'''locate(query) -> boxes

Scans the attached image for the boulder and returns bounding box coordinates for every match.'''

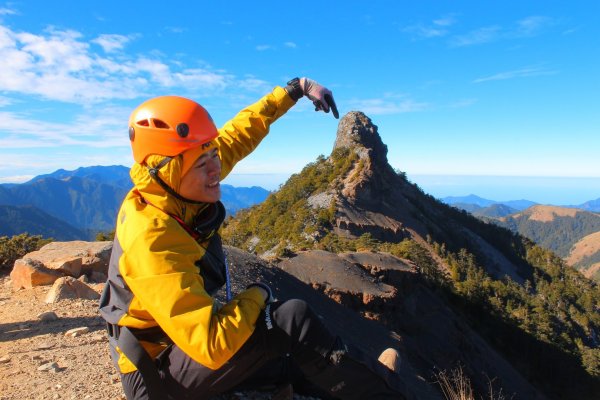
[26,240,112,276]
[10,241,112,288]
[10,258,63,290]
[45,276,100,303]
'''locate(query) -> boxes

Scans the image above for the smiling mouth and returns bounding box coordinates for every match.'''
[207,181,220,188]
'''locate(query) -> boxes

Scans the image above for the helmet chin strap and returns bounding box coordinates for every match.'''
[146,157,206,205]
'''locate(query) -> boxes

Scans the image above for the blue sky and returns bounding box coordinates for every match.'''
[0,1,598,204]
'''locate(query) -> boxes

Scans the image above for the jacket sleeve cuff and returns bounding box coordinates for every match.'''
[273,86,297,116]
[238,286,267,309]
[246,282,273,303]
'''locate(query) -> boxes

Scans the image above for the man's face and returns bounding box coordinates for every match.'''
[179,148,222,203]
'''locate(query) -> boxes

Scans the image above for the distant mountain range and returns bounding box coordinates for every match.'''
[27,165,133,188]
[0,205,86,239]
[0,166,269,240]
[495,205,600,281]
[442,193,600,216]
[443,194,600,281]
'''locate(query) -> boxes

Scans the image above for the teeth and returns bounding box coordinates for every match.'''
[208,182,219,188]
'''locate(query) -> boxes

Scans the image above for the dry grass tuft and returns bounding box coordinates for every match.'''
[435,366,507,400]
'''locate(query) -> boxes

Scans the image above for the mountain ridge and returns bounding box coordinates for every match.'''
[223,111,600,399]
[0,204,86,240]
[0,166,270,238]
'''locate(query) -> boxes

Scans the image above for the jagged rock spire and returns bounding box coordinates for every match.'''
[330,112,400,213]
[333,111,388,166]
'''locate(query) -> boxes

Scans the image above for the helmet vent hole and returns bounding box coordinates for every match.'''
[137,119,150,127]
[152,119,170,129]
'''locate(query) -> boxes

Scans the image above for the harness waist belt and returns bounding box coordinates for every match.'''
[106,323,171,344]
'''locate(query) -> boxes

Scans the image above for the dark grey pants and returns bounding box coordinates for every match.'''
[118,299,407,399]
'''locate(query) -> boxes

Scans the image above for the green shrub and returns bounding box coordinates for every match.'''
[0,233,52,269]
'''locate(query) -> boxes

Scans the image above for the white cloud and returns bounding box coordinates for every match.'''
[0,174,34,183]
[0,105,130,149]
[403,14,457,39]
[165,26,186,34]
[0,7,17,16]
[450,26,502,47]
[238,77,271,93]
[17,27,92,71]
[450,16,554,47]
[348,95,428,115]
[403,23,447,39]
[0,96,12,107]
[173,67,231,90]
[284,42,297,48]
[433,15,457,27]
[92,34,134,53]
[516,16,553,36]
[448,98,477,108]
[473,66,557,83]
[256,44,272,51]
[0,23,236,103]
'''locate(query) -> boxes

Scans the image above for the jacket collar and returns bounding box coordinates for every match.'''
[129,154,207,224]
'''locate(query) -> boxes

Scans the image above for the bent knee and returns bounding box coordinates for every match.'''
[273,299,316,326]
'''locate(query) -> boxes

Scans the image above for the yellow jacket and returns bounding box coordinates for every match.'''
[100,86,295,373]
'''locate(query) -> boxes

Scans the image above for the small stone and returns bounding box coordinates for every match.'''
[78,274,89,283]
[65,327,90,337]
[37,311,59,321]
[35,342,54,350]
[38,361,58,371]
[0,355,11,364]
[45,276,100,303]
[90,334,106,343]
[31,354,42,360]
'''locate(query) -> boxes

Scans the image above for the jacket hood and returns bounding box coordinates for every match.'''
[130,154,206,223]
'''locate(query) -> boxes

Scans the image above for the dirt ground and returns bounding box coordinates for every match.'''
[0,271,123,400]
[0,271,321,400]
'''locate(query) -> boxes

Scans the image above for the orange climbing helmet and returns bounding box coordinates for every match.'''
[128,96,219,164]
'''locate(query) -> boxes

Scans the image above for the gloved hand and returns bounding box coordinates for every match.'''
[286,77,339,119]
[299,77,339,119]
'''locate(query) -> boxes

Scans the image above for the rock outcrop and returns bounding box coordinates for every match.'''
[327,112,413,243]
[10,240,111,291]
[326,112,532,282]
[9,258,63,289]
[273,249,546,399]
[334,112,396,206]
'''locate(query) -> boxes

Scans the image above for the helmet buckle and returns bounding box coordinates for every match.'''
[176,123,189,138]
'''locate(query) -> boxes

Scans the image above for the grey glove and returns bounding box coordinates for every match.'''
[286,77,339,119]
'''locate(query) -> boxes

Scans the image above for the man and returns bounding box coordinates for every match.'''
[100,77,406,399]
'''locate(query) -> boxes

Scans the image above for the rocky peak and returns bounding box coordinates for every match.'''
[333,111,388,167]
[330,112,399,214]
